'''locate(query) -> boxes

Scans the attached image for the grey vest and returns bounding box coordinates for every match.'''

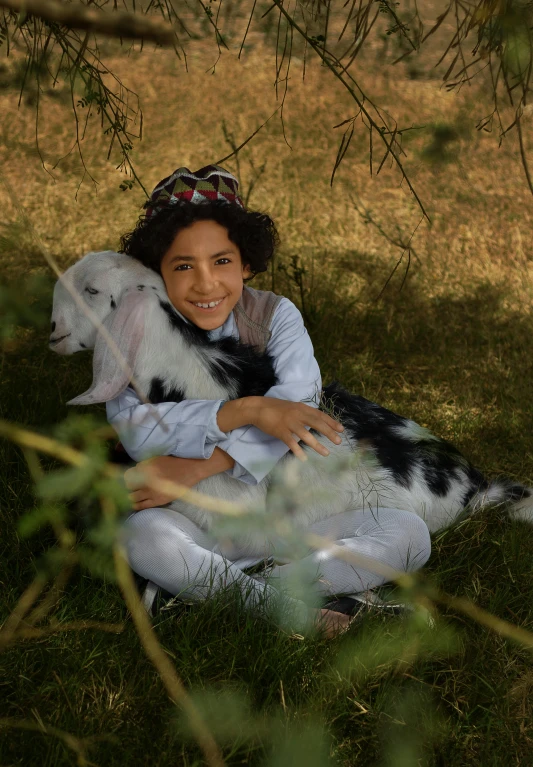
[232,285,282,353]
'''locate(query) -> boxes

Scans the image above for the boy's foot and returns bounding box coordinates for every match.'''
[323,593,407,617]
[241,557,275,576]
[313,608,354,638]
[135,577,179,617]
[322,591,435,628]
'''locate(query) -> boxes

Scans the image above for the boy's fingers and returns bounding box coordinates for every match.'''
[129,489,150,502]
[131,493,152,509]
[320,413,344,432]
[296,429,330,456]
[287,438,307,461]
[133,500,155,511]
[321,426,344,445]
[328,413,344,429]
[305,417,343,445]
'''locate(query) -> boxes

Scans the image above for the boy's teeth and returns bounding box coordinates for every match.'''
[194,299,222,308]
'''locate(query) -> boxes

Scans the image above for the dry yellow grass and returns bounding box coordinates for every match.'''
[1,15,532,466]
[1,30,532,287]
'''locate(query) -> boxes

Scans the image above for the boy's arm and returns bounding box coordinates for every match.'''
[125,447,236,510]
[207,298,342,485]
[216,397,342,461]
[110,299,340,483]
[106,391,228,463]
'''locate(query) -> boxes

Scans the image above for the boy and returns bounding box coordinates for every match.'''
[110,165,431,635]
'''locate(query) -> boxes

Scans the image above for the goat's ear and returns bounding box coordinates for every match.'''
[68,291,146,405]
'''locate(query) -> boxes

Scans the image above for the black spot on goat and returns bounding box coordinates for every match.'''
[148,377,186,405]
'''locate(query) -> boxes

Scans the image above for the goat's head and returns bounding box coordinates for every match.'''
[49,250,165,355]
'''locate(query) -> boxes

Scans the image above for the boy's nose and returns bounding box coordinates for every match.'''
[194,269,217,293]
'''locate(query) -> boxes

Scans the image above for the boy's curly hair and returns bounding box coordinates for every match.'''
[119,200,279,277]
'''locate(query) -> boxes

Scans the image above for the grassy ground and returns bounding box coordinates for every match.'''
[1,10,533,765]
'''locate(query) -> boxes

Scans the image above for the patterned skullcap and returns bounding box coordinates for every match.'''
[144,164,244,218]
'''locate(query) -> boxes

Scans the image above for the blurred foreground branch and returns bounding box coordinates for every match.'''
[0,417,247,516]
[112,537,225,767]
[0,0,178,45]
[3,417,533,653]
[0,717,113,764]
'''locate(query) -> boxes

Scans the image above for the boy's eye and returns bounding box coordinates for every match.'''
[173,264,191,271]
[216,258,231,265]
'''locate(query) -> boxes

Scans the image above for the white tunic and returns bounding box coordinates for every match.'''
[106,297,321,484]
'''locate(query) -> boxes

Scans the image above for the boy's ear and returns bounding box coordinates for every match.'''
[242,264,253,279]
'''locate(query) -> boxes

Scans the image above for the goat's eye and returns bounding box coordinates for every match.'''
[85,287,99,295]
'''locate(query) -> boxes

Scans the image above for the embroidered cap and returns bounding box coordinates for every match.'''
[144,164,244,218]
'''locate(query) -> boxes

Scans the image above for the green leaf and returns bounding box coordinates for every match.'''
[335,611,459,684]
[93,477,131,513]
[77,545,117,581]
[175,687,261,746]
[18,503,66,538]
[36,463,99,501]
[86,514,121,551]
[265,720,331,767]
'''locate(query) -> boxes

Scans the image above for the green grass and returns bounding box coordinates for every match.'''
[1,238,533,766]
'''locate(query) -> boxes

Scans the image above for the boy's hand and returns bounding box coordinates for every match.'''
[124,449,235,511]
[124,456,203,510]
[248,399,344,460]
[218,397,342,461]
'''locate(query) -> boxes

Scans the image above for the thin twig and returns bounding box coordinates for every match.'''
[270,0,429,220]
[0,576,47,650]
[112,542,225,767]
[24,560,77,627]
[0,717,114,764]
[215,106,281,166]
[435,592,533,650]
[515,112,533,196]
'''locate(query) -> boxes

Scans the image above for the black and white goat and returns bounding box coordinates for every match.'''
[49,250,533,541]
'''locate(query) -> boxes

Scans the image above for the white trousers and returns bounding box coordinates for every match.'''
[122,507,431,629]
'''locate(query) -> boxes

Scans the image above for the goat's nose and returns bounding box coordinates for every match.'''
[51,321,56,333]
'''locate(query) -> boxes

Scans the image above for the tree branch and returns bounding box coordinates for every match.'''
[0,0,178,46]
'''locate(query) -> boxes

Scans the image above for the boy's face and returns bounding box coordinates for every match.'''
[160,219,252,331]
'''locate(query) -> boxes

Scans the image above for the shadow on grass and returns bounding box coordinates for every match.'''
[267,249,533,477]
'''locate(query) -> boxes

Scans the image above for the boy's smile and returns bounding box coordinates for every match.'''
[160,219,252,331]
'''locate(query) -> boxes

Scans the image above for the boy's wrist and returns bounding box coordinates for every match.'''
[217,397,261,432]
[196,447,235,481]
